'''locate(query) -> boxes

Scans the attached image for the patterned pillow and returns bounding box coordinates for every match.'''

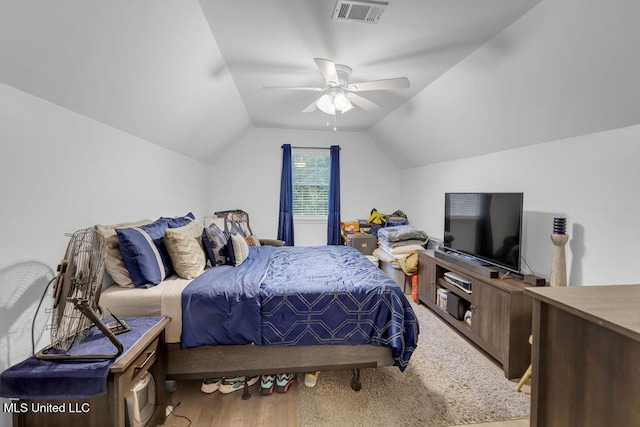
[165,221,206,279]
[202,223,228,266]
[95,219,153,287]
[230,234,250,266]
[116,219,173,288]
[244,235,261,247]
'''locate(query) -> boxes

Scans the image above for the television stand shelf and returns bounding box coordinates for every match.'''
[434,249,499,278]
[418,250,532,379]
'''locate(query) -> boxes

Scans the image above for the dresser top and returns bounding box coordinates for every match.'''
[526,284,640,342]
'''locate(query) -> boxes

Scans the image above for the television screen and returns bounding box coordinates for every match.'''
[444,192,523,273]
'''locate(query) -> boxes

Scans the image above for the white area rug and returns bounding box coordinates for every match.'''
[298,301,530,426]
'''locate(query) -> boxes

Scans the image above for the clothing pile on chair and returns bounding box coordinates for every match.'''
[373,225,428,276]
[366,209,409,235]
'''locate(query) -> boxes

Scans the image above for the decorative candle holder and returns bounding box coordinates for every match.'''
[550,218,568,287]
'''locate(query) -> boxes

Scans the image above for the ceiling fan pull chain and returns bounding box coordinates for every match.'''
[333,113,337,132]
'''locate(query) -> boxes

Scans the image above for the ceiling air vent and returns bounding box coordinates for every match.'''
[332,0,389,24]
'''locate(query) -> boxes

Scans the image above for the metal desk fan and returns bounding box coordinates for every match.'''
[37,228,130,360]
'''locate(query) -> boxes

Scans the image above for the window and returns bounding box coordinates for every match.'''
[292,152,329,217]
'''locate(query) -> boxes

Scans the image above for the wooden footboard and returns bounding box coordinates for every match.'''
[166,343,395,380]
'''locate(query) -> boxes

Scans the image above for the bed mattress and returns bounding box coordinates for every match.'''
[99,275,190,343]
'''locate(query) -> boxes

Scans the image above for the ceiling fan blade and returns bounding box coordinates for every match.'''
[314,58,339,86]
[348,77,410,92]
[262,86,324,91]
[302,102,318,113]
[302,94,326,113]
[345,93,381,112]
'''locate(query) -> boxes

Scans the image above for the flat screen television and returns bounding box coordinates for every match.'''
[444,192,523,274]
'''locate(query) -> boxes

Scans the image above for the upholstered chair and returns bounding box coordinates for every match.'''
[213,210,285,247]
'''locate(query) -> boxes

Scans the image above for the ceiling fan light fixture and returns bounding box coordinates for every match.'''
[316,93,336,115]
[333,91,350,110]
[340,102,354,114]
[316,89,353,116]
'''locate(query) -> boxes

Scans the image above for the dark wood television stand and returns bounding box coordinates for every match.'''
[417,250,533,379]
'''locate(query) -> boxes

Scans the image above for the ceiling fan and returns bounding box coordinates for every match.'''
[263,58,410,116]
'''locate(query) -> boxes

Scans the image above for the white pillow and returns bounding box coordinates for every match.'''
[231,234,250,266]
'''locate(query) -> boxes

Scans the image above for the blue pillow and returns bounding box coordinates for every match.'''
[202,223,228,267]
[117,219,173,287]
[163,212,195,228]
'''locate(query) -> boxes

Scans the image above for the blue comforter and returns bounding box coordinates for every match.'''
[181,245,419,370]
[181,246,273,346]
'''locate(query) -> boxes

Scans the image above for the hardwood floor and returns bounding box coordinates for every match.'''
[163,379,299,427]
[161,377,529,426]
[161,306,532,427]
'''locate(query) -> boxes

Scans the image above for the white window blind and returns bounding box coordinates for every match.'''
[292,153,329,216]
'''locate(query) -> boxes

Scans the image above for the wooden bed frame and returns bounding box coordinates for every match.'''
[165,343,395,390]
[99,239,406,390]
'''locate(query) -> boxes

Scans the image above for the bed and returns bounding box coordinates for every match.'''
[99,244,419,388]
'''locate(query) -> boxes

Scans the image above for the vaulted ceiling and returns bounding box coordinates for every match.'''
[0,0,541,165]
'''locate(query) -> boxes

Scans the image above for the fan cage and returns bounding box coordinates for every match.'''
[50,228,105,351]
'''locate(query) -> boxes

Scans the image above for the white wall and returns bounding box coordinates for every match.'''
[369,0,640,169]
[401,124,640,286]
[211,127,402,246]
[367,0,640,286]
[0,83,212,426]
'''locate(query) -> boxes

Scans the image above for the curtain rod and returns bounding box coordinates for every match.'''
[281,145,340,150]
